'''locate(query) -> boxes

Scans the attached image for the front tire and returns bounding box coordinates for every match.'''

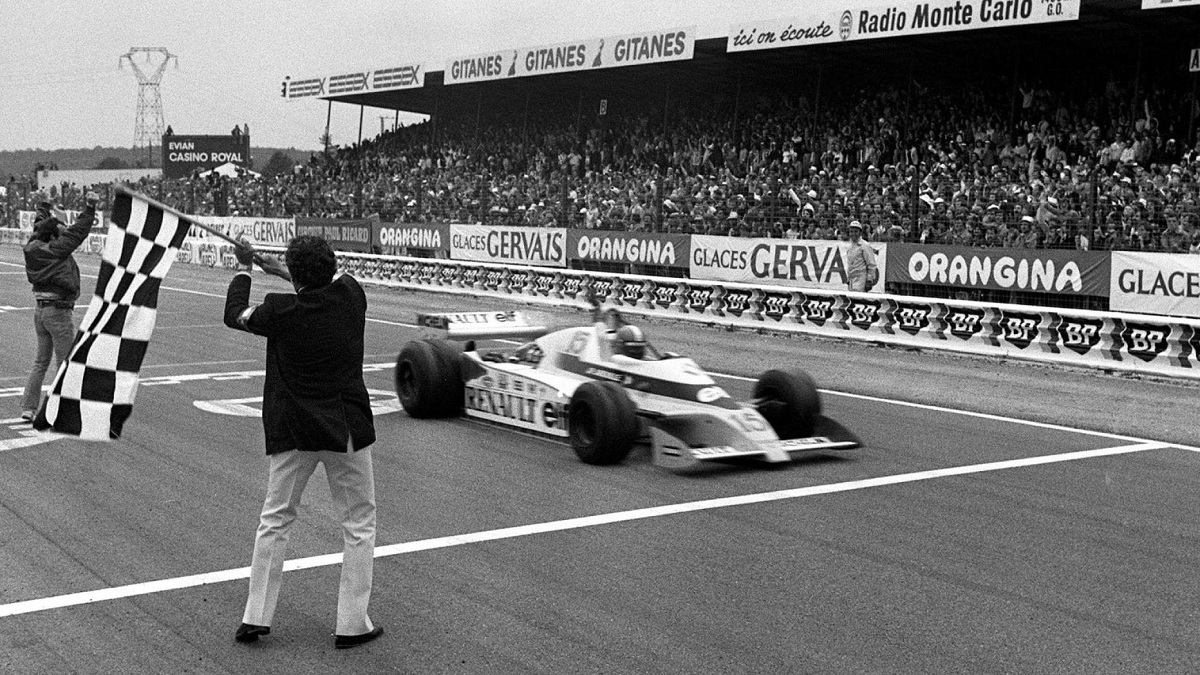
[395,339,463,418]
[568,381,638,465]
[753,369,821,438]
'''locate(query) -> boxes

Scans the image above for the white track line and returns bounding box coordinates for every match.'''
[0,441,1168,619]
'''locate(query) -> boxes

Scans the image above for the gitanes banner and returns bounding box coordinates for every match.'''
[689,236,887,292]
[1109,251,1200,318]
[445,27,695,85]
[450,224,567,267]
[567,231,690,268]
[728,0,1079,52]
[888,244,1110,296]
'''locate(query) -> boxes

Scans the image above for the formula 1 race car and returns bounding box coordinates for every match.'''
[394,308,860,469]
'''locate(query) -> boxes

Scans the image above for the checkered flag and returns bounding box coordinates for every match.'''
[33,188,190,440]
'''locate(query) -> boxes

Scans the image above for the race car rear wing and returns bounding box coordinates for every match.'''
[416,311,551,340]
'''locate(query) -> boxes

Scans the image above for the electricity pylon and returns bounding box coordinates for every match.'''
[119,47,177,166]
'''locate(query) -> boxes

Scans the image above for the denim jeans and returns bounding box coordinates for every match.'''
[21,304,77,413]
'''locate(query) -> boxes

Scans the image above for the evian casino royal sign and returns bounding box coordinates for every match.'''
[728,0,1079,52]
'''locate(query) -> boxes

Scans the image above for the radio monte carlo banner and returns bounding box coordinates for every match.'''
[689,236,887,292]
[161,134,251,179]
[887,244,1110,296]
[450,224,567,267]
[445,27,695,85]
[728,0,1079,52]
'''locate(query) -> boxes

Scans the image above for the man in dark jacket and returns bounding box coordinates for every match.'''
[223,234,382,649]
[20,192,98,421]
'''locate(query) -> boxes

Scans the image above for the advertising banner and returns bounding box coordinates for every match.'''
[689,236,887,292]
[728,0,1079,53]
[445,27,695,85]
[282,63,425,101]
[1142,0,1199,8]
[887,244,1109,296]
[162,134,252,179]
[188,216,295,246]
[567,230,690,268]
[374,222,449,255]
[296,217,373,252]
[1109,251,1200,318]
[449,224,567,267]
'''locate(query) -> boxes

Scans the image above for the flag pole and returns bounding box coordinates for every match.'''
[114,184,244,247]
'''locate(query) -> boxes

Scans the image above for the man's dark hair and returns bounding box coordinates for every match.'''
[285,234,337,290]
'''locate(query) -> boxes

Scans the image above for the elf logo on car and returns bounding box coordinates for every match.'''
[762,292,791,320]
[1121,321,1169,362]
[1057,317,1102,356]
[542,402,566,430]
[895,303,931,335]
[946,309,983,339]
[999,310,1040,349]
[696,386,731,403]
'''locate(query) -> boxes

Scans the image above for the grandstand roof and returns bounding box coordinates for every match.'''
[318,0,1200,122]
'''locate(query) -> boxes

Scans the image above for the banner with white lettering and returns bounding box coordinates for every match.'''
[689,236,887,292]
[161,134,252,179]
[187,216,295,246]
[450,224,567,267]
[1109,252,1200,318]
[567,231,690,268]
[445,27,695,85]
[887,244,1109,296]
[296,217,374,253]
[728,0,1079,52]
[374,222,449,255]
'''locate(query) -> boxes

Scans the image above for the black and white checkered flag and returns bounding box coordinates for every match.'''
[34,188,190,440]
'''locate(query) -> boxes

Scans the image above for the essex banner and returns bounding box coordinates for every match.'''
[728,0,1079,53]
[445,27,695,85]
[567,230,690,269]
[1109,251,1200,318]
[887,244,1110,296]
[450,224,567,267]
[689,236,887,292]
[282,63,424,101]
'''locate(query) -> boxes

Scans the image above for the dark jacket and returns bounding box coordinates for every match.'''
[24,205,97,302]
[224,273,376,455]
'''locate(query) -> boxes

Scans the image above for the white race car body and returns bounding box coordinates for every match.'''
[405,310,860,469]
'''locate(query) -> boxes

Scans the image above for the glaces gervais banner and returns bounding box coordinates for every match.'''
[567,231,690,268]
[1109,251,1200,318]
[887,244,1109,296]
[450,224,567,267]
[728,0,1079,52]
[445,27,695,85]
[188,216,295,246]
[689,236,886,292]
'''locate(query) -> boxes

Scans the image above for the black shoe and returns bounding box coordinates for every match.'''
[235,623,271,643]
[334,625,383,649]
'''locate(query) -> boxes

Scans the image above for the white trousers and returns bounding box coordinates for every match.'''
[241,445,377,635]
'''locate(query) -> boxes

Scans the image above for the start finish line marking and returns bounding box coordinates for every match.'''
[0,441,1168,619]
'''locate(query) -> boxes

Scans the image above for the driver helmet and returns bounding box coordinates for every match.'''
[615,324,646,359]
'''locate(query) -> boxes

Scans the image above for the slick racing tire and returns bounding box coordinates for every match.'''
[753,368,821,439]
[395,339,463,418]
[568,381,638,465]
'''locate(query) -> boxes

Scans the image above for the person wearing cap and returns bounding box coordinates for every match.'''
[19,191,99,422]
[844,220,878,292]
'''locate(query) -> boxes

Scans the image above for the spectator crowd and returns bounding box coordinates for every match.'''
[7,67,1200,255]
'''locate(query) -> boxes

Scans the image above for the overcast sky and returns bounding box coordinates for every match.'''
[1,0,789,154]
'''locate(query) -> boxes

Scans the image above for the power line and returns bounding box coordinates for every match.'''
[119,47,178,162]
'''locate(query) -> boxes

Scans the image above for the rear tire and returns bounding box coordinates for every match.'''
[395,339,463,418]
[753,369,821,438]
[569,381,638,465]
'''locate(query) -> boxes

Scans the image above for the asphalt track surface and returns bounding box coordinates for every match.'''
[0,246,1197,674]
